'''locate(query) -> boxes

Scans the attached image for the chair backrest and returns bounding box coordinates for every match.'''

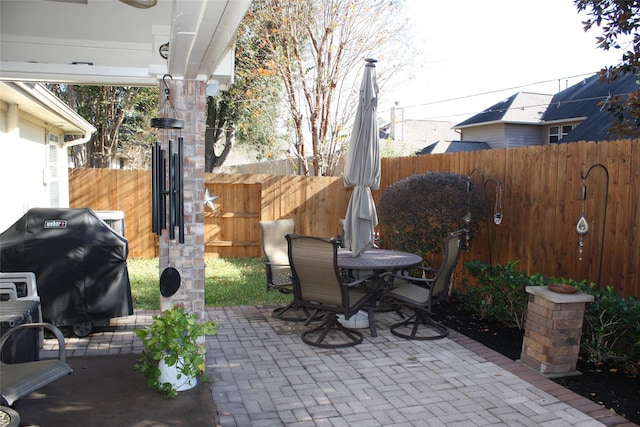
[430,230,464,305]
[0,283,18,301]
[0,272,38,298]
[260,219,295,278]
[286,235,344,307]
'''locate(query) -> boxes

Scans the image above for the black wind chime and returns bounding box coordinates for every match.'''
[151,74,185,297]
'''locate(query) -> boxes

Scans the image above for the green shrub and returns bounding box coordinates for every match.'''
[460,260,640,368]
[462,260,547,329]
[378,171,485,256]
[575,282,640,367]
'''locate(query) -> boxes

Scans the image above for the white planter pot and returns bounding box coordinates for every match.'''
[337,310,369,329]
[158,356,197,392]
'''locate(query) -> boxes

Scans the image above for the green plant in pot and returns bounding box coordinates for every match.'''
[134,305,217,398]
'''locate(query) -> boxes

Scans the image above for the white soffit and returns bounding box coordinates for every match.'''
[0,0,251,86]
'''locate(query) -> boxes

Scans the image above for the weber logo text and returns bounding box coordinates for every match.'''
[44,219,67,229]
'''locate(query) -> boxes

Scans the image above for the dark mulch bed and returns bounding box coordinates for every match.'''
[431,297,640,425]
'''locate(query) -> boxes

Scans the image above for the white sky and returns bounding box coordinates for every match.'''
[377,0,630,124]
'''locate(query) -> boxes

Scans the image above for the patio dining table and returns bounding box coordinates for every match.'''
[336,248,423,332]
[337,248,423,273]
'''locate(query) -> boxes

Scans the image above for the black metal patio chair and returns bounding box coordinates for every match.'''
[286,234,376,348]
[381,230,464,340]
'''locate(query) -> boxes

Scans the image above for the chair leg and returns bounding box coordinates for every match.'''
[303,309,321,326]
[389,309,449,340]
[301,314,364,348]
[367,304,377,337]
[272,301,302,321]
[273,301,322,322]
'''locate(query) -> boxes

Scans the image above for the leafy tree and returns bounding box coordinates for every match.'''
[575,0,640,138]
[205,9,283,172]
[49,85,158,169]
[250,0,410,176]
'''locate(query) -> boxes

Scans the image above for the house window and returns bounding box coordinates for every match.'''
[549,125,573,143]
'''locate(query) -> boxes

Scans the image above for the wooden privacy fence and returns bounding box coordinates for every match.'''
[375,139,639,298]
[69,139,639,297]
[203,174,351,258]
[69,168,157,259]
[68,169,351,259]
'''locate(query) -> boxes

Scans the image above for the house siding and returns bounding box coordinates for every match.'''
[504,124,544,147]
[461,123,543,148]
[0,110,69,231]
[0,118,47,231]
[460,123,505,147]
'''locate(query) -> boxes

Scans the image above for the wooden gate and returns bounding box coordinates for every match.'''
[204,182,261,258]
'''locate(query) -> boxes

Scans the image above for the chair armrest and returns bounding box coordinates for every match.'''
[410,265,438,275]
[0,323,67,363]
[343,274,373,288]
[380,270,435,289]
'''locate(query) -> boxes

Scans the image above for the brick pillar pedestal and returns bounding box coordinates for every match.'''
[158,79,206,318]
[520,285,594,377]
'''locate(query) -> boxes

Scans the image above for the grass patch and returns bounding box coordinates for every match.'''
[128,257,290,310]
[128,258,161,309]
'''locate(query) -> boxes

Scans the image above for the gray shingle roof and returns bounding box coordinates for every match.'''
[544,73,639,142]
[455,94,516,127]
[453,73,639,143]
[455,92,553,128]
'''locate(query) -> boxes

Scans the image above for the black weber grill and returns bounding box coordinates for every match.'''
[0,208,133,337]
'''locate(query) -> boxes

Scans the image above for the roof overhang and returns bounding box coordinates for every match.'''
[1,81,96,137]
[0,0,251,86]
[542,117,587,126]
[454,120,545,130]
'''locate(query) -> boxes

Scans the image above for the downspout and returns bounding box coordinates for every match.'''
[62,132,92,149]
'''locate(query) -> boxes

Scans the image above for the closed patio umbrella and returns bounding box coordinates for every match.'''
[343,58,381,256]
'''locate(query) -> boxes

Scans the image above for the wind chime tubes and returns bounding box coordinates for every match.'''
[151,74,185,244]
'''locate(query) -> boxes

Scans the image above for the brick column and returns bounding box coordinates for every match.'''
[520,286,594,376]
[159,79,206,318]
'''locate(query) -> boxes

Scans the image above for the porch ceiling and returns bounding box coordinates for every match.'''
[0,0,251,86]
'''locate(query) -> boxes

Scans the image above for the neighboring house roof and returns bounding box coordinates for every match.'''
[543,73,639,142]
[453,73,639,144]
[455,92,553,128]
[416,140,491,155]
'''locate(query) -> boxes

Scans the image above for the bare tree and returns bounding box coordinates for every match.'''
[251,0,409,176]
